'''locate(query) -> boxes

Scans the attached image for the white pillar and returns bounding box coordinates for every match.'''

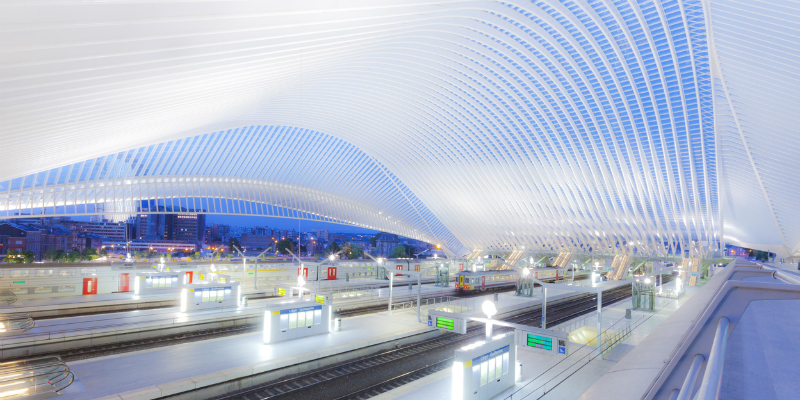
[597,291,603,356]
[253,258,258,290]
[542,287,547,329]
[388,272,394,316]
[416,274,422,322]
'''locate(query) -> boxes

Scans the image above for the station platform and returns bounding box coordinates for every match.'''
[59,291,540,400]
[0,292,178,318]
[374,285,700,400]
[0,282,460,358]
[0,276,445,319]
[575,258,800,400]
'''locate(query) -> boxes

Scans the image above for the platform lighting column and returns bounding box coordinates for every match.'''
[482,301,497,340]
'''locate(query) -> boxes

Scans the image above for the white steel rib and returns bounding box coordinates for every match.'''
[0,0,797,258]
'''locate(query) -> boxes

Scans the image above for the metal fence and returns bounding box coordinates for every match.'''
[390,295,480,314]
[656,287,685,299]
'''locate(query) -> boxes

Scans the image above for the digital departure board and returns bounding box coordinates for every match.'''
[436,317,455,330]
[526,334,552,351]
[278,288,286,296]
[314,294,325,304]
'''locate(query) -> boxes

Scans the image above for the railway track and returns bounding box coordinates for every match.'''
[210,284,636,400]
[340,277,673,400]
[37,287,492,362]
[33,293,279,321]
[34,279,446,322]
[335,286,516,318]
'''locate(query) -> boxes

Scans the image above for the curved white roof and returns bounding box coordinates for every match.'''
[0,0,797,257]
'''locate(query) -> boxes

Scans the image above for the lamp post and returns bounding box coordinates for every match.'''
[482,300,497,339]
[297,275,306,300]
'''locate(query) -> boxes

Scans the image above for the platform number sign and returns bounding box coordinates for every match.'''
[428,312,467,334]
[521,332,568,356]
[527,334,552,351]
[436,317,455,330]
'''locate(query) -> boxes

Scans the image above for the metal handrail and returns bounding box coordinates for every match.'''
[695,317,729,400]
[675,354,705,400]
[0,355,64,367]
[0,355,75,395]
[0,312,35,332]
[2,292,17,305]
[0,360,68,375]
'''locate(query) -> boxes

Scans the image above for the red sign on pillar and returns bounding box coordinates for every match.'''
[184,271,193,284]
[83,278,98,295]
[458,263,464,272]
[327,267,337,280]
[118,273,130,292]
[298,268,309,277]
[414,264,421,272]
[396,265,404,276]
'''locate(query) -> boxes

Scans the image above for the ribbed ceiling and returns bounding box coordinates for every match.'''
[0,0,797,257]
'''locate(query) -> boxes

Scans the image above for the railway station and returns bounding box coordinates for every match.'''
[1,1,799,399]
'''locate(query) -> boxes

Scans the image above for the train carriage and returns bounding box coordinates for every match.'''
[455,267,563,293]
[455,270,518,292]
[532,267,560,281]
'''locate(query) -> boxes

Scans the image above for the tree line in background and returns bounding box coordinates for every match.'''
[748,249,775,262]
[8,247,110,263]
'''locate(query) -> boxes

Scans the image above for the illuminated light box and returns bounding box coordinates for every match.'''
[516,329,569,356]
[452,333,515,400]
[263,300,332,344]
[428,310,467,334]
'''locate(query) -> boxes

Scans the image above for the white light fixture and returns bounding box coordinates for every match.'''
[482,300,497,318]
[523,268,530,276]
[644,278,651,284]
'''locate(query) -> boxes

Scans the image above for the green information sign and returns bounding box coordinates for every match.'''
[526,334,553,351]
[12,281,24,285]
[278,288,286,296]
[314,294,325,304]
[436,317,455,330]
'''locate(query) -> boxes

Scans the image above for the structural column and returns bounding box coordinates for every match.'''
[388,272,394,316]
[542,287,547,329]
[597,290,603,356]
[416,274,421,322]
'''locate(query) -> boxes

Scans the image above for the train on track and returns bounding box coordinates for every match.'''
[454,267,563,292]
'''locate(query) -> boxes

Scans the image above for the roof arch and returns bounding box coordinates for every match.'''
[1,0,798,257]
